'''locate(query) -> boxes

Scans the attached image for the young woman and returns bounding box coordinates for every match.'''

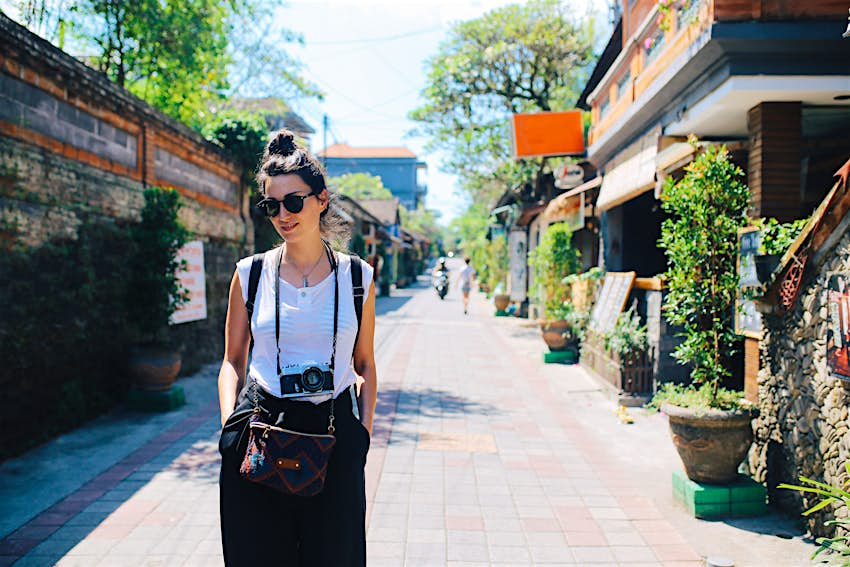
[217,130,377,566]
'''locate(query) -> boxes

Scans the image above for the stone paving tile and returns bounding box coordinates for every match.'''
[0,285,820,566]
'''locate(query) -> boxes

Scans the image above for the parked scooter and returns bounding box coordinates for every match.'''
[433,257,450,300]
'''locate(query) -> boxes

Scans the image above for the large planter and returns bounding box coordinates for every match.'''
[128,344,181,392]
[493,293,510,312]
[662,403,758,484]
[539,319,577,352]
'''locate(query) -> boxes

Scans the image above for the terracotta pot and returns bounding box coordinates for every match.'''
[539,319,575,352]
[128,344,181,392]
[493,293,510,311]
[662,403,758,484]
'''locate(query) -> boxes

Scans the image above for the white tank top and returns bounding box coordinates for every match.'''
[236,250,374,403]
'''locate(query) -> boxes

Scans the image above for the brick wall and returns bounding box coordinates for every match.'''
[0,13,252,372]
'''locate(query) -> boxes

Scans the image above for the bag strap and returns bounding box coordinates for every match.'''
[245,253,264,320]
[245,252,265,357]
[349,253,365,344]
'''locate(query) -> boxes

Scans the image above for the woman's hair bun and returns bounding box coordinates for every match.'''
[267,130,298,157]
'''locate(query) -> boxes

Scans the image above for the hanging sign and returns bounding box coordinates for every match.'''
[170,240,208,325]
[511,111,585,158]
[508,229,528,303]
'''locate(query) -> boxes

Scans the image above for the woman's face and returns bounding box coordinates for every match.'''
[264,174,327,244]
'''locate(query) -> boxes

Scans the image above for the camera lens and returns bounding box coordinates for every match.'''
[302,368,324,392]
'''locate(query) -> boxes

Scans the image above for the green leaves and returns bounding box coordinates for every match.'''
[128,186,191,343]
[657,141,750,403]
[779,463,850,565]
[529,222,581,320]
[330,173,394,201]
[410,0,596,205]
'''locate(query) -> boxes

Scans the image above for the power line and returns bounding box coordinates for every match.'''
[305,26,442,45]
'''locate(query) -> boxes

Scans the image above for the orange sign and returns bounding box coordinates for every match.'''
[511,111,585,158]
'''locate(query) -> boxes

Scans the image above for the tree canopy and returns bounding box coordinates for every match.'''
[8,0,319,132]
[329,173,394,201]
[410,0,596,203]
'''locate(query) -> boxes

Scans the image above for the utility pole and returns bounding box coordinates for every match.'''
[322,114,328,169]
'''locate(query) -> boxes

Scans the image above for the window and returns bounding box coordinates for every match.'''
[600,96,610,118]
[643,29,665,65]
[616,71,631,101]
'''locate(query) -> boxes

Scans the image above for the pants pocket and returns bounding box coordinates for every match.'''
[219,407,254,459]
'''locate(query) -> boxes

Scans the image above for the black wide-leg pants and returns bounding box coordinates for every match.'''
[219,386,370,567]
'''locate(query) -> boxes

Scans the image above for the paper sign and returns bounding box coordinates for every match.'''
[170,240,207,325]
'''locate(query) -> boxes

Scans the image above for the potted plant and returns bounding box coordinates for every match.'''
[486,235,510,312]
[751,216,809,283]
[600,303,653,395]
[652,141,757,484]
[529,222,581,348]
[540,300,587,353]
[126,187,191,392]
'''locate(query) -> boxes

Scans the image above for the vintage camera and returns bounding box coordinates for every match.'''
[279,361,334,398]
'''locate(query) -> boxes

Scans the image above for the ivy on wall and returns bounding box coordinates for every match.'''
[0,220,138,460]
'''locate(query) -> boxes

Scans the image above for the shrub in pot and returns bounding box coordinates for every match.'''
[751,216,808,284]
[126,187,191,392]
[529,223,581,348]
[652,140,757,484]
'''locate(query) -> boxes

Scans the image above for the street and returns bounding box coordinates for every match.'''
[0,259,817,566]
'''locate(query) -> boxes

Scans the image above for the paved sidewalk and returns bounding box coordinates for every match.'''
[0,271,818,566]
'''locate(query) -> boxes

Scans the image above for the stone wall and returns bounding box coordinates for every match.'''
[750,228,850,537]
[0,13,252,372]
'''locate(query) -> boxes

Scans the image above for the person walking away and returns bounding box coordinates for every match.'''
[217,129,377,566]
[458,256,476,314]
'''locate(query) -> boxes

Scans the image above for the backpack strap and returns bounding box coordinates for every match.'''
[245,252,265,355]
[349,254,365,343]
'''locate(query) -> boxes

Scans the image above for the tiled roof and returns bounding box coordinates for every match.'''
[317,144,417,159]
[358,198,400,225]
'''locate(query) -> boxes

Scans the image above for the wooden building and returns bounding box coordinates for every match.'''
[577,0,850,388]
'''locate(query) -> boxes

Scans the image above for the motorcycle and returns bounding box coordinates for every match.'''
[433,269,449,300]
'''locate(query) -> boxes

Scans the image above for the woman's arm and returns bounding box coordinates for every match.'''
[353,280,378,436]
[218,270,251,427]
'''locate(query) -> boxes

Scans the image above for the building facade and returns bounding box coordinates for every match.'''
[318,144,428,210]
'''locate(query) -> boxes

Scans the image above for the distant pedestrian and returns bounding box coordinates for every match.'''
[457,256,476,314]
[216,129,376,567]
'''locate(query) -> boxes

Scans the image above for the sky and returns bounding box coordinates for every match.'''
[280,0,611,225]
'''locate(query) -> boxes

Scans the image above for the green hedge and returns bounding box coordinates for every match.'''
[0,220,137,460]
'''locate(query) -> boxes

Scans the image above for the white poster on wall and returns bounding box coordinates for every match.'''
[170,240,207,325]
[508,229,528,303]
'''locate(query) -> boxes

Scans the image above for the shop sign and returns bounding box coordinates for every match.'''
[170,240,207,325]
[511,111,584,158]
[508,229,528,303]
[736,227,762,337]
[827,273,850,381]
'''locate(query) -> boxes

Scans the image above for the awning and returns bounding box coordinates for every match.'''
[597,144,657,212]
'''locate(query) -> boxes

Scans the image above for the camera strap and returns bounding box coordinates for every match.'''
[266,240,339,434]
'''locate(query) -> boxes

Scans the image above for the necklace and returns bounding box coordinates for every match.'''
[284,249,325,288]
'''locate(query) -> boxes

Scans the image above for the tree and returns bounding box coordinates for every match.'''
[10,1,320,131]
[410,0,596,203]
[400,204,444,244]
[329,173,394,201]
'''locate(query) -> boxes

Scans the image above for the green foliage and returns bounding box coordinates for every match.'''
[0,221,137,459]
[529,222,581,319]
[779,461,850,565]
[485,234,509,292]
[204,112,269,188]
[349,232,366,257]
[330,173,394,201]
[561,266,604,285]
[399,204,445,245]
[128,187,191,343]
[36,0,320,131]
[647,382,750,414]
[656,140,750,407]
[546,300,589,341]
[753,216,809,256]
[602,302,648,359]
[410,0,596,205]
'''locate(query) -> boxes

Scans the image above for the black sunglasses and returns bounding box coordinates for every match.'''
[257,193,316,217]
